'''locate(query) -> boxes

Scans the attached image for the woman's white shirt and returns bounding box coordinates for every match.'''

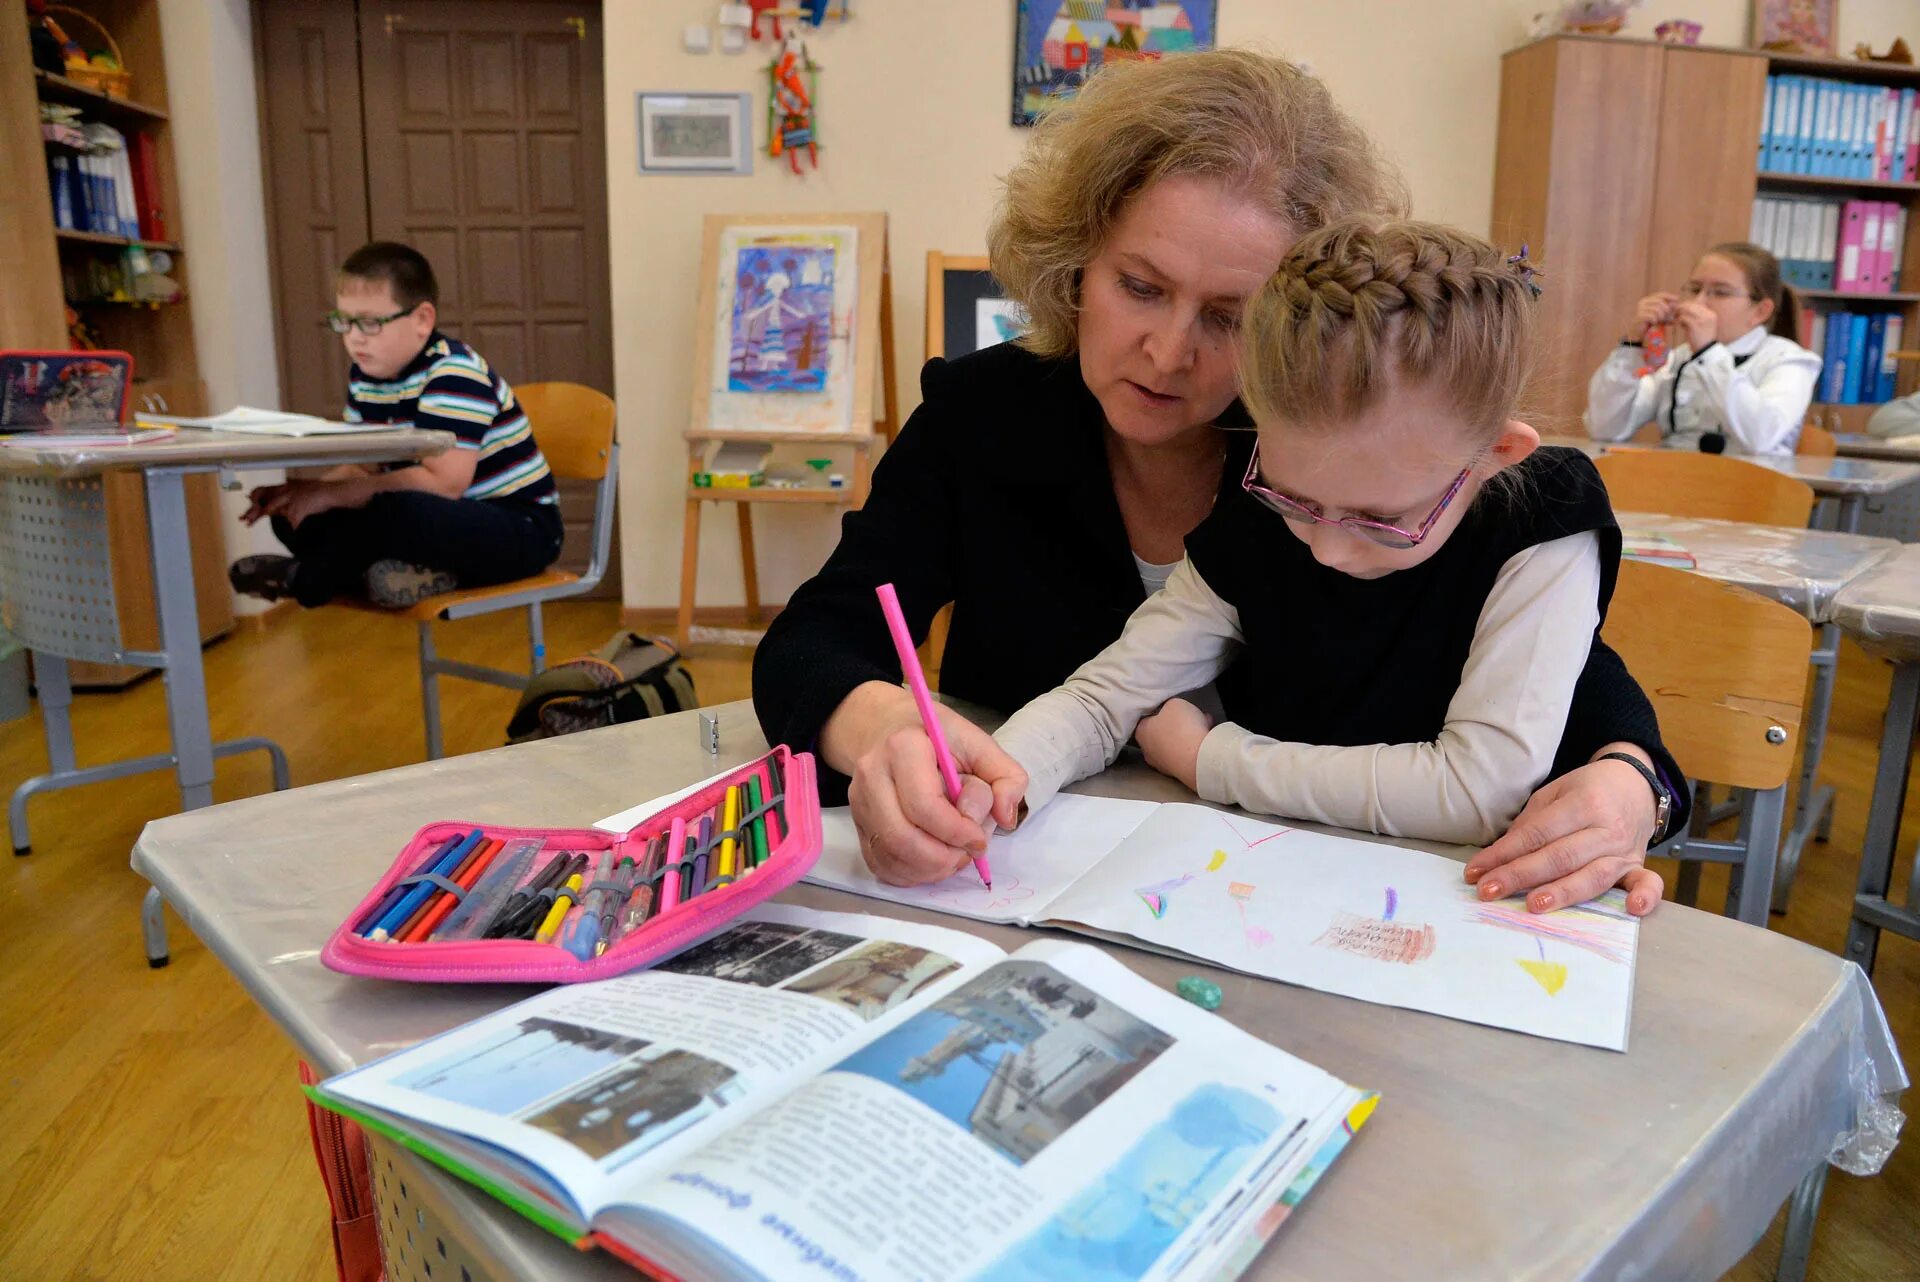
[1584,325,1821,456]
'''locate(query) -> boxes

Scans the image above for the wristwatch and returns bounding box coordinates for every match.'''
[1599,751,1674,847]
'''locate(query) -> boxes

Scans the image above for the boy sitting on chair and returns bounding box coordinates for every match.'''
[229,241,564,608]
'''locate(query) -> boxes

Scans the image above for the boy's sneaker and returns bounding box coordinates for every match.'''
[229,554,296,601]
[366,559,457,608]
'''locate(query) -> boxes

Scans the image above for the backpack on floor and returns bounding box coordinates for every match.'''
[506,632,698,743]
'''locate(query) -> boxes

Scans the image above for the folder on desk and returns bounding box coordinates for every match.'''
[136,406,393,436]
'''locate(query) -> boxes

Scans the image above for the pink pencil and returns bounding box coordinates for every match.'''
[658,817,688,913]
[874,583,992,888]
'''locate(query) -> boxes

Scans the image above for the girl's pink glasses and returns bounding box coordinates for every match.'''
[1241,445,1475,550]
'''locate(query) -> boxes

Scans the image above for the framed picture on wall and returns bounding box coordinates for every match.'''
[1751,0,1838,56]
[638,92,753,174]
[1012,0,1218,127]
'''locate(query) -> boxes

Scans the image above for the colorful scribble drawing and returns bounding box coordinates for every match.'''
[1134,873,1196,919]
[1228,882,1273,948]
[1215,813,1295,852]
[1205,850,1227,872]
[1312,911,1437,964]
[727,243,836,393]
[1515,937,1569,996]
[1467,887,1634,966]
[1382,887,1398,922]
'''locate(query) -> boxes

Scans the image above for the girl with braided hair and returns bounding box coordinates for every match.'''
[994,218,1662,910]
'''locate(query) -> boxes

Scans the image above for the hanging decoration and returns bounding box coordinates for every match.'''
[768,34,820,175]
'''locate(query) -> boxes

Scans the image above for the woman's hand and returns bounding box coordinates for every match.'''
[826,682,1027,886]
[1631,292,1678,341]
[1463,745,1665,916]
[1674,298,1718,350]
[1135,698,1212,790]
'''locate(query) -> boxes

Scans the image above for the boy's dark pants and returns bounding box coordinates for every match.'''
[273,490,565,607]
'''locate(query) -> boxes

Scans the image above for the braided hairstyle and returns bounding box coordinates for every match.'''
[1239,219,1540,444]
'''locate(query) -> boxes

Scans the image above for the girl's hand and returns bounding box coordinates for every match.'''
[1674,299,1718,350]
[1463,751,1665,916]
[1631,292,1678,341]
[835,685,1027,886]
[1135,698,1213,791]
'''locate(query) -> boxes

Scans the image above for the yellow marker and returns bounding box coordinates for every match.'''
[719,786,741,879]
[534,872,586,944]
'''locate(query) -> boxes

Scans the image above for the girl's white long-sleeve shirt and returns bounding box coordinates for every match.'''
[993,533,1601,847]
[1584,324,1821,456]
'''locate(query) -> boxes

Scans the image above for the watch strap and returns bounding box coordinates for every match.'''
[1598,751,1674,846]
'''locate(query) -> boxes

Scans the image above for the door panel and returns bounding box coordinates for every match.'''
[258,0,370,419]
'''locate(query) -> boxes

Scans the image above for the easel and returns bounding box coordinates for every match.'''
[677,212,896,649]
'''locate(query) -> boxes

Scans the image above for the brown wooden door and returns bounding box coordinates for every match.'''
[258,0,371,420]
[356,1,613,394]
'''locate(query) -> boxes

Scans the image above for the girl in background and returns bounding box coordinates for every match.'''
[1585,242,1819,455]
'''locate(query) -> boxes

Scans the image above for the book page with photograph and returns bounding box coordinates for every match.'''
[806,794,1159,925]
[606,939,1366,1282]
[313,905,1003,1233]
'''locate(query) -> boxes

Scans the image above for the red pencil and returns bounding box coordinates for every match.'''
[403,838,499,943]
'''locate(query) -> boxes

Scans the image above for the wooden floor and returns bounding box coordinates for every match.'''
[0,602,1914,1280]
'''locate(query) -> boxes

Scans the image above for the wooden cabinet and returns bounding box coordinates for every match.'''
[1493,35,1770,428]
[1495,34,1920,429]
[1,1,232,688]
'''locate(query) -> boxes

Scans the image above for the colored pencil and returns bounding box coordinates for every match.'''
[367,830,483,940]
[400,837,499,943]
[718,786,741,879]
[356,833,460,933]
[745,775,769,871]
[876,583,991,889]
[659,817,687,914]
[535,870,587,944]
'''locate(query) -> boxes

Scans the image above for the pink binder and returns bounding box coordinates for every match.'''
[1836,200,1866,294]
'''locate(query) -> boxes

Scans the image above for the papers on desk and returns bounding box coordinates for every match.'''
[803,796,1640,1051]
[0,426,175,448]
[136,406,392,436]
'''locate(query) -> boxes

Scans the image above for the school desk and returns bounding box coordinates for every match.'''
[1617,511,1900,911]
[1832,544,1920,973]
[1833,433,1920,464]
[128,700,1906,1282]
[0,427,454,966]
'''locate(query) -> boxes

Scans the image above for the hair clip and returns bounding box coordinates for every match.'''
[1506,244,1543,300]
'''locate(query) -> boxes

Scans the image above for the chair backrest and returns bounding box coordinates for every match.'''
[516,382,616,480]
[1594,450,1815,527]
[1796,421,1838,457]
[1602,561,1811,790]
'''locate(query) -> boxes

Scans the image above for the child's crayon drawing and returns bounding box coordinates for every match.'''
[1134,872,1196,919]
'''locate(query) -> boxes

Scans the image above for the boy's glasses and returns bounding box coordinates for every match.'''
[326,307,415,335]
[1678,282,1753,302]
[1241,445,1475,550]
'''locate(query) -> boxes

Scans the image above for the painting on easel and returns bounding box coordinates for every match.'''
[727,242,837,393]
[702,220,864,435]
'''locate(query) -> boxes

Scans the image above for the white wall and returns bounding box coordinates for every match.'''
[158,0,285,613]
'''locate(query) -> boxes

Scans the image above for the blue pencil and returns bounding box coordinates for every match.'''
[367,829,484,940]
[355,834,461,933]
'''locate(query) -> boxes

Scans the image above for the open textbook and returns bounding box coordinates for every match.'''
[310,904,1373,1282]
[135,405,391,436]
[804,797,1640,1051]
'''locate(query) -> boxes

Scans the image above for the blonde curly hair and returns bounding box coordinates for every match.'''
[1238,219,1540,440]
[989,49,1406,360]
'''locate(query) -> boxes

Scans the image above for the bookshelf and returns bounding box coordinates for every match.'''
[1492,34,1918,430]
[2,2,231,686]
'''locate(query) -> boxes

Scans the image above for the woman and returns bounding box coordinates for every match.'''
[1586,242,1820,456]
[755,50,1683,913]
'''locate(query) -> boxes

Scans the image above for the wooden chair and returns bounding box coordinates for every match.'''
[1602,561,1811,924]
[1796,422,1838,457]
[344,382,619,759]
[1594,450,1815,528]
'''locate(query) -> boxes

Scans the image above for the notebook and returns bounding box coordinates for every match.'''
[802,795,1640,1051]
[135,406,392,436]
[1619,529,1697,569]
[308,902,1374,1282]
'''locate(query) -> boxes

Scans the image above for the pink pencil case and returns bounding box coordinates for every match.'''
[320,747,820,984]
